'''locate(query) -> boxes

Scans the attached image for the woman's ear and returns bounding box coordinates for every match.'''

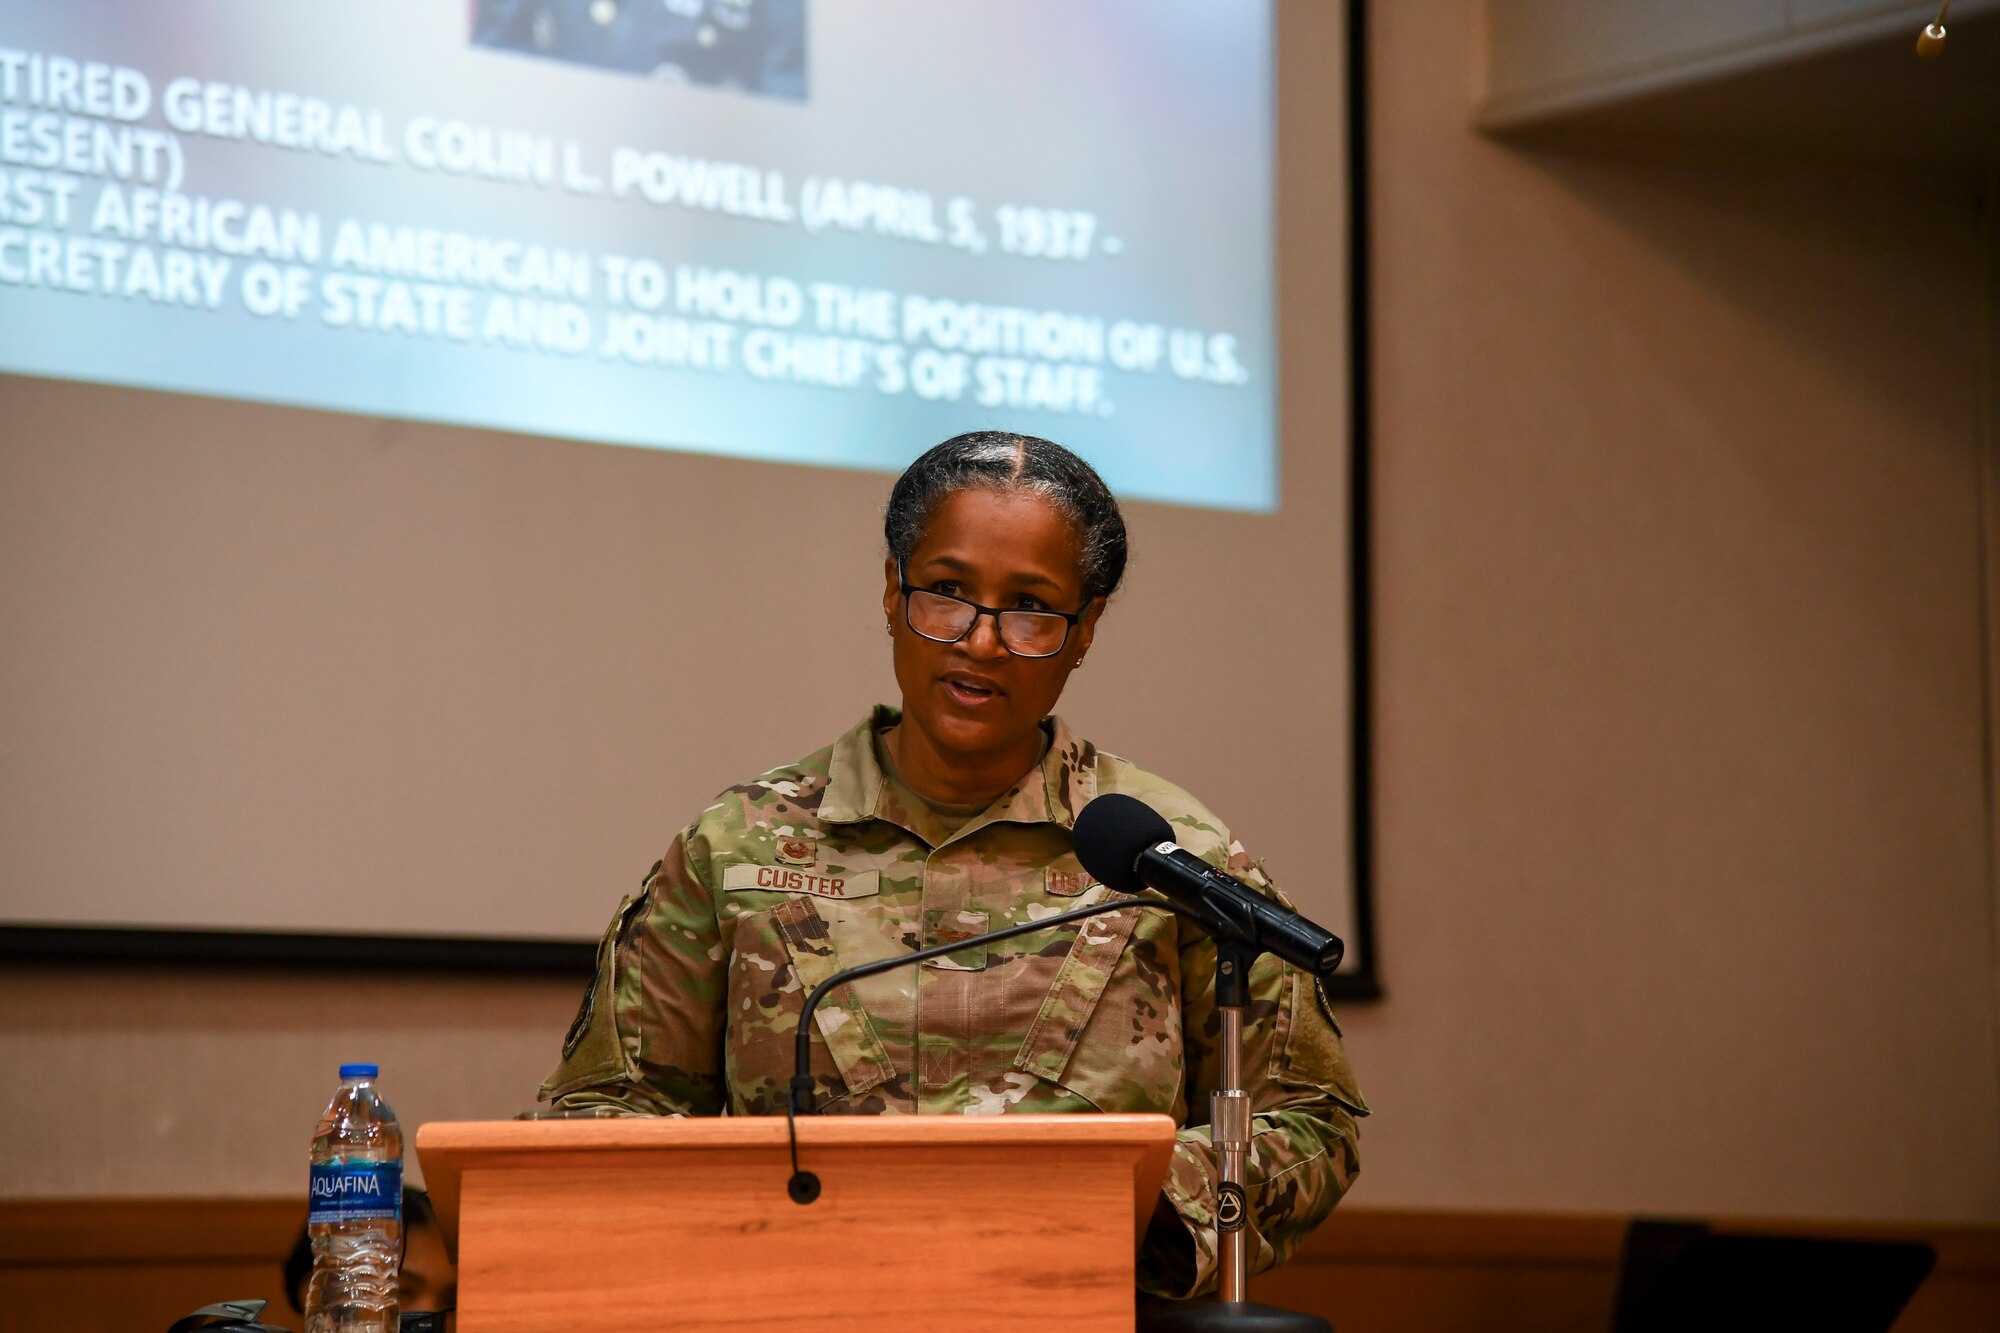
[881,557,901,631]
[1072,597,1105,663]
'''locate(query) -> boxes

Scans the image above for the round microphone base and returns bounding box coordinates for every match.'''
[1137,1298,1334,1333]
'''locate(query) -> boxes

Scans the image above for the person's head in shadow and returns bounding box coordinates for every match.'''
[284,1186,457,1316]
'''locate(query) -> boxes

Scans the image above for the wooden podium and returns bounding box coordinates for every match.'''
[417,1114,1179,1332]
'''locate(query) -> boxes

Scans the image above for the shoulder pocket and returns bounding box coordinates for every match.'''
[540,893,643,1102]
[1269,967,1368,1116]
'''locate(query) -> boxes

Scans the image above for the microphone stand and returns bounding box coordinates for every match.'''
[1139,931,1333,1333]
[784,894,1335,1333]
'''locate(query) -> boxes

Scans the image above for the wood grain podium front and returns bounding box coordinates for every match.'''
[417,1114,1178,1332]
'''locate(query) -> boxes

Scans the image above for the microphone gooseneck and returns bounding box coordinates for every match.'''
[784,893,1198,1203]
[1917,0,1950,57]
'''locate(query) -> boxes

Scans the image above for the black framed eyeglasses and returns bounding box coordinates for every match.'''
[897,562,1087,659]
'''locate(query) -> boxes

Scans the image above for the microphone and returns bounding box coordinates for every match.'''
[1072,793,1344,979]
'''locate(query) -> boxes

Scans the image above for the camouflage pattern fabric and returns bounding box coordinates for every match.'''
[541,706,1367,1299]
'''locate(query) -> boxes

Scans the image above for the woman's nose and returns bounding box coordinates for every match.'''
[960,609,1008,657]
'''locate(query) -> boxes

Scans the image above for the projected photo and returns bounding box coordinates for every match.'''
[0,1,1274,508]
[471,0,808,101]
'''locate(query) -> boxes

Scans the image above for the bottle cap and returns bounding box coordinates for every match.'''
[339,1063,379,1079]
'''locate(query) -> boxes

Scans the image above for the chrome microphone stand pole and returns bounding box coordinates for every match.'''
[1142,938,1332,1333]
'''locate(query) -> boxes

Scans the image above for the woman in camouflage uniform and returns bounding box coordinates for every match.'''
[540,431,1366,1299]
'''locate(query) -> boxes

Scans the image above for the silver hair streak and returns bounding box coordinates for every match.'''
[884,431,1129,605]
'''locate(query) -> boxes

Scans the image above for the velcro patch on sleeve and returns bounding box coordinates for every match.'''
[721,862,881,900]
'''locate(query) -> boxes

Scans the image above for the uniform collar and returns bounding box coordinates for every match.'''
[820,705,1097,835]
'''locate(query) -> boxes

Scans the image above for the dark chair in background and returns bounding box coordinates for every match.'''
[1611,1218,1935,1333]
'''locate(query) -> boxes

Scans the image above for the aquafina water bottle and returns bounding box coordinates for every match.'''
[305,1063,403,1333]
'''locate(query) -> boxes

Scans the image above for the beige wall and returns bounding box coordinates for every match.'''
[6,0,1998,1226]
[1343,2,1998,1221]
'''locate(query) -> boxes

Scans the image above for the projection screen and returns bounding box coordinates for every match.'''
[0,1,1370,986]
[0,0,1271,506]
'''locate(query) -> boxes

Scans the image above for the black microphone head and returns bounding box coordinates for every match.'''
[1073,793,1174,893]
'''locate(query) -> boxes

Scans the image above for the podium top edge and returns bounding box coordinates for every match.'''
[415,1113,1178,1155]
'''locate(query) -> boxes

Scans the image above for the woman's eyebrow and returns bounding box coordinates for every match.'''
[920,555,1062,591]
[923,555,975,573]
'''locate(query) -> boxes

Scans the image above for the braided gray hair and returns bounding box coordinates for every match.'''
[884,432,1129,604]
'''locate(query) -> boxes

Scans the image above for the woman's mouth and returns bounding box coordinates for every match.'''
[940,674,1002,707]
